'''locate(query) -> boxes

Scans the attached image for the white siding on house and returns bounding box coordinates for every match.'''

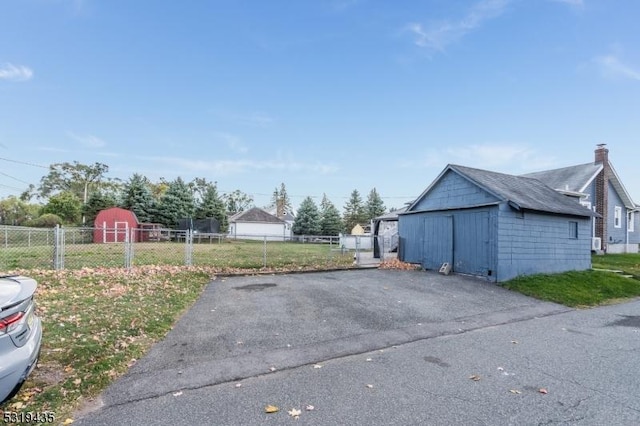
[230,222,291,241]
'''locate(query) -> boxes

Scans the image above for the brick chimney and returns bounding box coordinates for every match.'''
[594,144,609,249]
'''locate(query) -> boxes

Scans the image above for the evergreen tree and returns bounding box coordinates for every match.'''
[365,187,386,221]
[320,194,343,236]
[195,181,228,232]
[343,189,367,233]
[292,196,321,235]
[83,191,117,226]
[155,177,195,227]
[120,174,156,223]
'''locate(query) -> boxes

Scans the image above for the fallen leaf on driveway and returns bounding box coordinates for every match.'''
[173,391,183,397]
[306,405,315,411]
[288,408,301,418]
[539,388,548,394]
[313,364,323,369]
[511,340,519,344]
[269,367,277,372]
[366,358,372,362]
[469,375,481,381]
[265,405,279,413]
[509,389,521,394]
[235,383,242,388]
[366,384,374,388]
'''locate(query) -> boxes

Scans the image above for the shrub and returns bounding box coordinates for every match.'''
[25,213,64,228]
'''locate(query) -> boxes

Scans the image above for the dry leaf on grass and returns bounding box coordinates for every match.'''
[379,259,419,270]
[288,408,301,418]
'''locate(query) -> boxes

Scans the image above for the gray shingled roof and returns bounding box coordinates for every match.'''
[521,163,601,193]
[229,207,285,224]
[447,164,596,217]
[375,207,408,221]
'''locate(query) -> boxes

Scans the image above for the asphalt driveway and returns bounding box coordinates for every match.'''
[75,270,640,425]
[72,269,580,417]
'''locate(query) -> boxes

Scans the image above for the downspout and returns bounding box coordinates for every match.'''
[626,210,630,245]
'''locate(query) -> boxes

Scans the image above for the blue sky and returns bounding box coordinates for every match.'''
[1,0,639,210]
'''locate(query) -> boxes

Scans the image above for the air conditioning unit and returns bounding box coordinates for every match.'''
[592,237,602,251]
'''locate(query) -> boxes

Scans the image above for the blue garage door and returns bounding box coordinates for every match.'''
[453,210,490,276]
[422,211,491,277]
[422,215,453,270]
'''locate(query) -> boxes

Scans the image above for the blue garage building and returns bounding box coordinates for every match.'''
[398,164,597,282]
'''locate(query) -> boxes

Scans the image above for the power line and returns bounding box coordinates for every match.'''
[0,156,48,169]
[0,183,23,191]
[0,171,31,185]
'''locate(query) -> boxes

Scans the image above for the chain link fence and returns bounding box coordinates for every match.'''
[0,225,378,271]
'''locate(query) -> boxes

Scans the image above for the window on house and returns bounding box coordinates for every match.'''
[614,206,622,228]
[630,211,635,233]
[569,221,578,239]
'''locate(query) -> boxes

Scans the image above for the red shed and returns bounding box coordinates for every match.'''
[93,207,140,243]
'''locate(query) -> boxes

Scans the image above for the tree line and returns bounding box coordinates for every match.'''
[0,161,389,235]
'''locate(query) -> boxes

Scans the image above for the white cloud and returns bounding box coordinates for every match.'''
[0,63,34,82]
[406,0,511,51]
[148,156,338,175]
[37,146,70,153]
[213,132,248,154]
[68,132,107,148]
[594,54,640,82]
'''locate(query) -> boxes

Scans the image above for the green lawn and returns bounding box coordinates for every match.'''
[503,253,640,307]
[591,252,640,277]
[0,267,214,424]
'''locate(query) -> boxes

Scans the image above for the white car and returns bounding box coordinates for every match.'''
[0,275,43,405]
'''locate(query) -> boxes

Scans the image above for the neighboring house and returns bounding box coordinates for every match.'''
[398,164,597,282]
[228,207,292,241]
[523,145,640,253]
[265,206,296,229]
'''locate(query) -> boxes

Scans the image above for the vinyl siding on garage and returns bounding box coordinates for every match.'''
[411,169,501,211]
[496,205,591,281]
